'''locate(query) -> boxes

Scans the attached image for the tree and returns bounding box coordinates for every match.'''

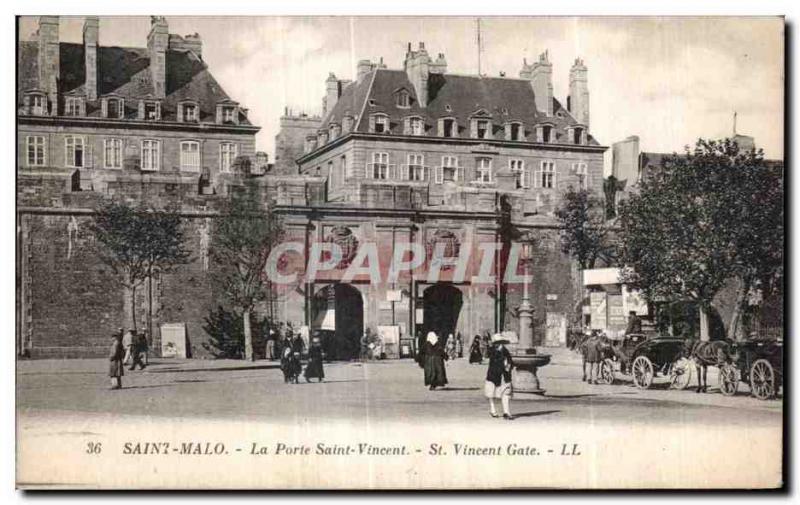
[209,179,283,361]
[91,201,191,331]
[617,138,783,340]
[554,187,616,270]
[201,305,272,359]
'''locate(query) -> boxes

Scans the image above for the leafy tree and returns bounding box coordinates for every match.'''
[201,305,271,359]
[90,201,191,331]
[209,179,284,361]
[554,187,616,270]
[617,138,783,340]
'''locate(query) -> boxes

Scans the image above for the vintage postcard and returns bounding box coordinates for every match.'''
[15,15,784,489]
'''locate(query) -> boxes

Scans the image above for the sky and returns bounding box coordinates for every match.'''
[18,16,784,166]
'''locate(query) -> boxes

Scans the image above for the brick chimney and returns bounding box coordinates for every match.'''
[147,16,169,99]
[530,51,553,117]
[568,58,590,127]
[324,73,340,116]
[404,42,430,107]
[37,16,59,115]
[83,17,99,101]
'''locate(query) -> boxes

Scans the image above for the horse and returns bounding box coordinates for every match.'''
[681,339,737,393]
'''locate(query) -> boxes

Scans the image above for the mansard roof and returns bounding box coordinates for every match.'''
[17,41,252,125]
[321,68,599,145]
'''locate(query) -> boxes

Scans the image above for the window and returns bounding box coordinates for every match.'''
[327,160,335,194]
[104,138,123,169]
[371,114,389,133]
[396,90,410,108]
[329,123,341,140]
[441,118,456,138]
[508,123,522,141]
[222,107,235,124]
[141,140,160,171]
[475,157,493,183]
[510,160,529,189]
[219,142,238,172]
[26,136,46,167]
[64,136,85,168]
[107,98,124,119]
[574,162,589,190]
[183,103,198,122]
[144,102,160,121]
[537,161,556,189]
[439,155,459,183]
[409,117,424,136]
[341,155,350,179]
[65,97,82,116]
[572,127,584,145]
[31,94,46,116]
[369,152,389,179]
[406,154,426,181]
[180,141,201,171]
[476,119,490,139]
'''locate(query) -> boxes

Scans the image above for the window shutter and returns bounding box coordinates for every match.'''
[366,162,373,179]
[119,99,125,118]
[536,126,543,143]
[101,99,108,118]
[437,119,444,137]
[388,164,396,179]
[552,164,557,189]
[400,164,409,180]
[451,120,458,138]
[505,124,511,141]
[137,100,145,120]
[85,140,93,168]
[177,104,184,123]
[470,119,477,139]
[369,115,376,133]
[534,162,542,188]
[403,117,411,135]
[523,166,531,189]
[456,165,463,182]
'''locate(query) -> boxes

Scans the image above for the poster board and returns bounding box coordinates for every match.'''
[160,323,187,358]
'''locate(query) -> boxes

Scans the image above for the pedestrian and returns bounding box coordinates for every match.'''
[485,333,514,420]
[625,311,643,336]
[291,332,305,357]
[109,329,125,390]
[415,332,426,368]
[456,332,464,358]
[304,335,325,382]
[423,332,448,391]
[266,328,276,361]
[481,332,491,359]
[129,331,147,370]
[138,331,149,366]
[583,330,601,384]
[446,333,456,360]
[122,328,134,364]
[469,335,483,364]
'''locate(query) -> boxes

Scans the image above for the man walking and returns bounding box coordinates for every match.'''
[122,328,135,365]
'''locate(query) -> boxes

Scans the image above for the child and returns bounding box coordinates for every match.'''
[485,333,514,420]
[109,329,125,390]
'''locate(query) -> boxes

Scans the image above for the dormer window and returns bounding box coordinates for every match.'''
[406,116,424,136]
[105,97,124,119]
[222,107,235,123]
[572,126,586,145]
[342,115,354,133]
[396,89,411,108]
[439,118,457,138]
[216,101,240,125]
[475,119,491,139]
[143,101,161,121]
[536,124,554,143]
[181,102,198,122]
[329,123,341,140]
[65,97,83,117]
[25,92,47,116]
[505,122,523,141]
[370,114,389,134]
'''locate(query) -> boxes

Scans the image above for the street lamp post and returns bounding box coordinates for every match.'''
[511,234,550,395]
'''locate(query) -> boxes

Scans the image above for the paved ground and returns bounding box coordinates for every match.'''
[16,348,782,427]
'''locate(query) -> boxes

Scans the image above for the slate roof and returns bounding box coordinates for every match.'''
[17,41,252,125]
[322,68,598,145]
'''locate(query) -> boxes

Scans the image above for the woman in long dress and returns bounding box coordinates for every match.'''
[109,330,125,390]
[469,335,483,364]
[485,333,514,420]
[304,336,325,382]
[423,332,448,390]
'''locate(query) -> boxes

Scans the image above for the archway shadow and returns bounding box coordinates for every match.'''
[513,410,560,418]
[438,387,480,391]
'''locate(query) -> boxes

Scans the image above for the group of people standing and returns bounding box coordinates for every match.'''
[418,330,516,420]
[108,328,149,389]
[278,329,325,385]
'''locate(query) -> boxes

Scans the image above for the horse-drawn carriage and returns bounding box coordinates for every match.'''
[718,338,783,400]
[597,333,692,390]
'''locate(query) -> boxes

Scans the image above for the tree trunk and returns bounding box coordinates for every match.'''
[699,305,710,342]
[243,308,253,361]
[727,278,750,342]
[124,284,138,331]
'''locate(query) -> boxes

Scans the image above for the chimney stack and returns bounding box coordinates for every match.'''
[430,53,447,74]
[147,16,169,99]
[37,16,59,115]
[404,42,431,107]
[530,51,553,117]
[324,73,340,116]
[83,17,99,101]
[568,58,590,127]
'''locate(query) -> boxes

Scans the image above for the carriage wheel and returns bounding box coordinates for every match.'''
[750,359,775,400]
[718,364,739,396]
[669,358,692,390]
[632,356,654,389]
[598,359,615,385]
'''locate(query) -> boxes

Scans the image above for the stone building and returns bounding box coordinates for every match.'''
[17,16,262,357]
[275,43,607,358]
